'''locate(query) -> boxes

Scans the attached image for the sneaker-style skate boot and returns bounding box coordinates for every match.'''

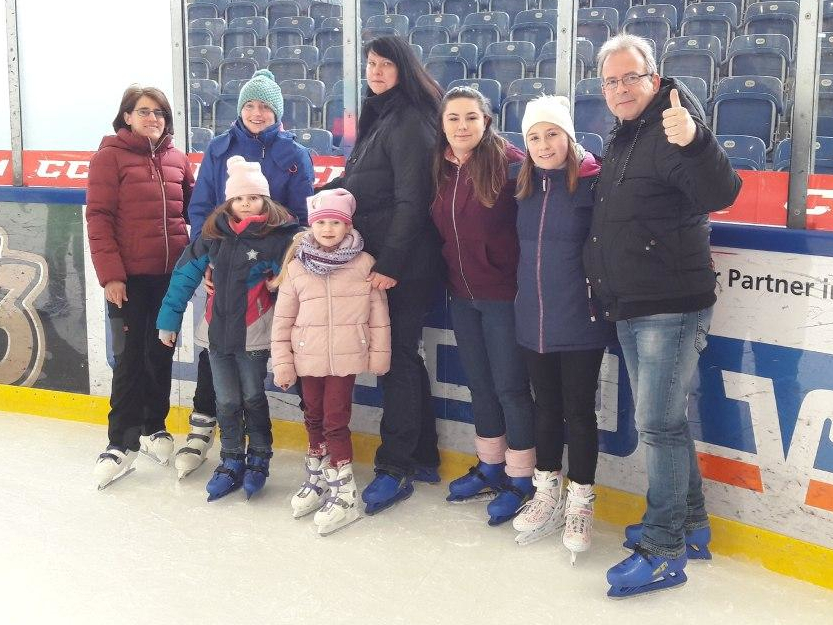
[94,447,138,490]
[314,462,361,536]
[290,455,330,518]
[623,523,712,560]
[446,461,505,503]
[174,413,216,479]
[513,469,565,546]
[562,482,595,564]
[362,471,414,515]
[607,546,688,599]
[139,430,175,466]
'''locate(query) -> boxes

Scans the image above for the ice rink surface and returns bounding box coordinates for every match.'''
[2,412,832,625]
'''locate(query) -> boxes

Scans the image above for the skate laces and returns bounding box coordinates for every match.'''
[565,489,595,537]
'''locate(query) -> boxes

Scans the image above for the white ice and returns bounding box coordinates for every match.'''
[1,411,832,625]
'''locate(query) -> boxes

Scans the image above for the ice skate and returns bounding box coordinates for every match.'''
[174,413,216,479]
[412,465,441,484]
[361,471,413,515]
[138,430,174,466]
[513,469,565,546]
[94,447,138,490]
[206,456,245,502]
[562,482,595,564]
[607,546,688,599]
[446,461,504,504]
[291,455,330,518]
[623,523,712,560]
[314,462,361,536]
[487,476,533,526]
[242,450,272,500]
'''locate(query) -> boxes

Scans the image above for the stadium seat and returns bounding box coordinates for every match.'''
[727,34,792,83]
[717,134,767,170]
[590,0,629,27]
[430,43,479,74]
[188,28,214,46]
[229,16,269,41]
[459,26,502,62]
[190,79,221,110]
[501,78,557,133]
[269,58,308,80]
[824,0,833,33]
[410,25,452,50]
[190,94,204,127]
[267,1,302,26]
[272,15,315,40]
[817,75,833,137]
[293,128,336,155]
[712,76,784,151]
[223,27,259,50]
[490,0,529,22]
[219,58,258,91]
[498,131,525,151]
[577,8,619,55]
[485,41,536,66]
[222,79,249,95]
[464,11,512,38]
[510,10,557,52]
[188,4,218,21]
[821,33,833,75]
[317,57,343,86]
[227,1,259,22]
[410,43,424,61]
[280,79,326,109]
[425,56,469,88]
[314,27,344,55]
[367,14,410,37]
[214,95,240,132]
[680,2,738,59]
[448,78,503,116]
[282,96,313,129]
[309,1,342,22]
[771,136,833,173]
[190,18,227,43]
[189,45,224,72]
[442,0,478,17]
[479,55,527,98]
[671,76,708,110]
[416,13,461,36]
[576,131,604,155]
[743,1,799,53]
[275,44,319,68]
[268,27,305,51]
[190,127,215,153]
[189,58,210,80]
[226,45,271,66]
[622,4,678,54]
[660,35,722,98]
[395,0,432,26]
[360,0,387,17]
[574,77,616,143]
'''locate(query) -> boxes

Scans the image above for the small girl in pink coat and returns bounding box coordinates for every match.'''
[271,188,391,535]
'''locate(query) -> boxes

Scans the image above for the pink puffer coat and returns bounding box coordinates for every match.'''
[271,251,391,386]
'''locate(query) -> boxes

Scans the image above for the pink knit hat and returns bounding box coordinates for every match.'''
[307,189,356,225]
[225,155,270,200]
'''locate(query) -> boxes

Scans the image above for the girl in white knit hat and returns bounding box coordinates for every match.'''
[156,155,302,502]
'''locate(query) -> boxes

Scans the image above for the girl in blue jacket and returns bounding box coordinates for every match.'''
[512,96,616,562]
[157,156,301,502]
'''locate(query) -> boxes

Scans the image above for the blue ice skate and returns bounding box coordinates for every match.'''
[412,465,441,484]
[486,475,533,526]
[623,523,712,560]
[361,471,414,515]
[242,451,272,500]
[446,461,505,503]
[607,546,688,599]
[206,456,245,502]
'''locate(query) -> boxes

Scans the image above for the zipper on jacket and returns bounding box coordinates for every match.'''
[450,165,475,299]
[536,176,551,353]
[149,140,170,272]
[326,274,334,375]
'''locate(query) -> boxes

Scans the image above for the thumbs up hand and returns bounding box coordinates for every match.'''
[662,88,696,147]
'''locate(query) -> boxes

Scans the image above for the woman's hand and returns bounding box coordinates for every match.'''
[203,266,215,296]
[104,281,128,308]
[158,330,178,347]
[367,271,397,290]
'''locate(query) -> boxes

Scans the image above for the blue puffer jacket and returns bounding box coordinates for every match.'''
[515,154,616,353]
[188,119,314,239]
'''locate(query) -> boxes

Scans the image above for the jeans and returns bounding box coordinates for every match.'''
[617,307,713,559]
[450,296,535,451]
[374,279,440,477]
[301,375,356,466]
[208,349,272,458]
[523,347,605,485]
[107,275,175,451]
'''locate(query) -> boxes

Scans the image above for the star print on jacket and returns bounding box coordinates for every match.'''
[247,249,259,261]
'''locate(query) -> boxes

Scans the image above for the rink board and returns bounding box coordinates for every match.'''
[1,184,833,589]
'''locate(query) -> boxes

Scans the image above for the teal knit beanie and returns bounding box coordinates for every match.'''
[237,69,284,121]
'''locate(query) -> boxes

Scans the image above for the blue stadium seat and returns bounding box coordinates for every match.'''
[410,43,423,60]
[188,28,215,46]
[485,41,536,66]
[416,13,461,36]
[188,4,219,21]
[314,27,343,55]
[226,45,271,67]
[227,2,259,22]
[660,35,722,98]
[575,38,595,75]
[743,1,799,53]
[510,10,557,52]
[189,45,224,72]
[479,55,527,98]
[268,26,305,51]
[197,0,231,12]
[491,0,530,22]
[448,78,503,116]
[269,58,308,79]
[282,96,313,128]
[363,26,398,41]
[727,34,792,83]
[717,134,767,170]
[190,18,227,44]
[499,131,525,151]
[367,14,410,37]
[280,79,326,109]
[190,127,215,153]
[459,25,502,62]
[361,0,387,17]
[222,78,250,94]
[309,1,342,22]
[822,33,833,75]
[190,79,221,110]
[825,0,833,33]
[248,0,274,13]
[430,43,479,74]
[190,94,204,127]
[712,76,784,151]
[293,128,335,155]
[574,77,615,142]
[464,11,512,38]
[671,76,708,110]
[223,27,259,50]
[576,131,604,155]
[273,15,315,40]
[680,2,738,59]
[501,78,557,133]
[214,95,240,132]
[425,56,469,88]
[410,25,452,50]
[590,0,629,27]
[443,0,478,17]
[818,75,833,137]
[577,8,619,55]
[189,58,210,79]
[317,57,343,85]
[395,0,432,25]
[275,44,319,67]
[267,1,302,26]
[623,4,678,54]
[219,58,257,90]
[770,136,833,174]
[229,16,269,41]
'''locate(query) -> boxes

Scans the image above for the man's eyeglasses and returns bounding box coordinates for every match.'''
[133,108,167,119]
[601,73,653,92]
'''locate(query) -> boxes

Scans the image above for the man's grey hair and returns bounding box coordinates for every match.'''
[597,34,658,77]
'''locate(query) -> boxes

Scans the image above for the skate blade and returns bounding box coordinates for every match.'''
[446,490,498,504]
[607,571,688,599]
[364,487,413,516]
[176,456,208,480]
[514,521,563,546]
[686,543,712,560]
[139,448,170,467]
[292,502,327,519]
[207,484,242,502]
[97,467,136,491]
[317,513,362,536]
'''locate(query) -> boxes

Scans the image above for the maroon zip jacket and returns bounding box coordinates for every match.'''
[86,128,193,286]
[431,143,525,301]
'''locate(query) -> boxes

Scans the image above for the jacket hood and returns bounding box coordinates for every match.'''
[619,77,706,131]
[99,128,172,154]
[579,151,601,177]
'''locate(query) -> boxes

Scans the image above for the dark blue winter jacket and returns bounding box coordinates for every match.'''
[188,119,314,239]
[515,155,616,353]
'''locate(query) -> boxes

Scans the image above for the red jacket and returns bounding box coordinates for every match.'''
[431,143,525,301]
[86,129,193,286]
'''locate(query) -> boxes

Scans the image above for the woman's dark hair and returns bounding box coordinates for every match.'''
[516,136,580,200]
[112,85,174,136]
[433,87,510,208]
[364,36,442,119]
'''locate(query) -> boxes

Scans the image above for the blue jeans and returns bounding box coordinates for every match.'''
[450,296,535,450]
[208,349,273,458]
[616,307,713,559]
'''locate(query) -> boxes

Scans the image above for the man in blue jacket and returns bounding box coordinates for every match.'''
[583,34,742,598]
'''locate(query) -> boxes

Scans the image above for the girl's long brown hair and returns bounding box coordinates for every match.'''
[515,136,580,200]
[268,228,309,290]
[202,196,293,239]
[433,87,510,208]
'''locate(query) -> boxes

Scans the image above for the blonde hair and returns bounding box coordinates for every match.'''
[202,196,292,239]
[267,229,308,290]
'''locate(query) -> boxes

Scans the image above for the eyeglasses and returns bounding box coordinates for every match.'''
[601,73,653,92]
[133,108,167,119]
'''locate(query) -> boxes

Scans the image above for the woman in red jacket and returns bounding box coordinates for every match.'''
[431,86,535,527]
[86,85,194,489]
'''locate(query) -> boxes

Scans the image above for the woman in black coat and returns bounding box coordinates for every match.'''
[320,36,444,514]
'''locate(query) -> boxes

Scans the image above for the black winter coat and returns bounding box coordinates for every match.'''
[322,86,442,282]
[583,77,742,321]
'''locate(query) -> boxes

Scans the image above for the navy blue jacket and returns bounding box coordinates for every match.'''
[515,157,616,353]
[188,119,314,239]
